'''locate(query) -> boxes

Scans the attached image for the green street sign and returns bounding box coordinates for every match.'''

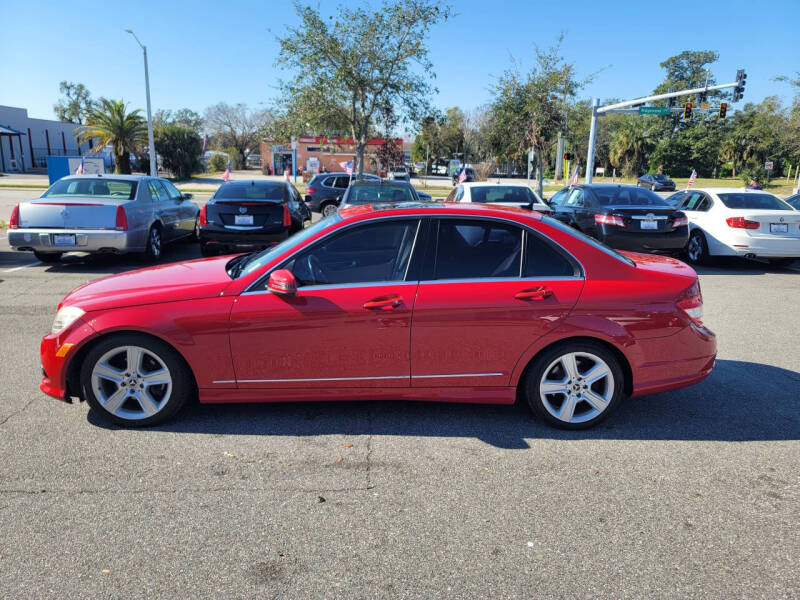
[639,106,670,115]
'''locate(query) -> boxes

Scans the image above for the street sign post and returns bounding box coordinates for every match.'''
[765,161,773,171]
[638,106,670,115]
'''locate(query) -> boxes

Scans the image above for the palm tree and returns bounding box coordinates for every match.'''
[609,118,647,177]
[75,99,146,174]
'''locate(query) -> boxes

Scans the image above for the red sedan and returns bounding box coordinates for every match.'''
[40,203,716,429]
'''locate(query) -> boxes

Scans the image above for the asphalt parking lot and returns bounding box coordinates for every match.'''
[1,214,799,598]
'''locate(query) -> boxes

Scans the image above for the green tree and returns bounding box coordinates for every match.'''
[154,108,203,133]
[54,81,95,124]
[155,124,203,180]
[75,99,147,174]
[275,0,452,176]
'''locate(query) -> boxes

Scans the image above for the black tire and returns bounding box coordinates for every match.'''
[142,224,163,262]
[34,251,62,263]
[522,340,625,430]
[320,202,338,218]
[185,219,199,242]
[767,257,797,268]
[685,229,711,265]
[200,242,216,257]
[80,333,194,427]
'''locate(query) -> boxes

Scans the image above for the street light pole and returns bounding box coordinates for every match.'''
[126,29,156,177]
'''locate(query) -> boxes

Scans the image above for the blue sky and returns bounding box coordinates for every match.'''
[2,0,798,132]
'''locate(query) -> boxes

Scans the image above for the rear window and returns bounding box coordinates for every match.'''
[471,186,536,204]
[653,174,669,181]
[592,187,668,207]
[44,178,137,200]
[541,215,635,267]
[345,185,415,205]
[214,184,284,201]
[717,193,791,211]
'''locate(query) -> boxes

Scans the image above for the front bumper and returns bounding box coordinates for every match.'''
[40,317,97,401]
[9,228,133,253]
[600,226,688,252]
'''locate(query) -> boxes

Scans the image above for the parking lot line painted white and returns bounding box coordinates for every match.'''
[3,261,42,272]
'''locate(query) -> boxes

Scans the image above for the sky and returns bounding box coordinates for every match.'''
[2,0,798,133]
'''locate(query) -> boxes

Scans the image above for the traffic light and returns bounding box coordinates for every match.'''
[683,102,693,120]
[733,69,747,102]
[718,102,728,120]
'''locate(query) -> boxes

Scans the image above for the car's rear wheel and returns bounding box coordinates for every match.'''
[686,230,711,265]
[81,333,193,427]
[523,341,624,429]
[143,224,162,262]
[321,203,338,218]
[33,251,62,263]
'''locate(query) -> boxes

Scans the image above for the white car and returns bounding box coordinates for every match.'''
[387,167,410,182]
[665,188,800,266]
[446,181,552,214]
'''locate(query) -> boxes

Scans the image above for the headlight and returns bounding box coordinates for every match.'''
[51,306,85,334]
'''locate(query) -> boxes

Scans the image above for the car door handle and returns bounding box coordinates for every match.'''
[515,287,552,301]
[363,295,403,310]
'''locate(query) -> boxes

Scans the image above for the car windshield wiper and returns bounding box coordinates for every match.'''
[226,252,255,279]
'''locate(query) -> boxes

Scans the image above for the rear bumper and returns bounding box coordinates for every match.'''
[710,232,800,258]
[199,226,289,250]
[600,226,688,252]
[9,228,135,253]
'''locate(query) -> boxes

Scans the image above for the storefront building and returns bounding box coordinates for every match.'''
[260,136,402,176]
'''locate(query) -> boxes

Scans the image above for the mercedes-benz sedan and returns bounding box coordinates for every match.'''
[40,203,716,429]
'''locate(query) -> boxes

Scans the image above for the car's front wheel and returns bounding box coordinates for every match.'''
[523,341,624,429]
[80,333,193,427]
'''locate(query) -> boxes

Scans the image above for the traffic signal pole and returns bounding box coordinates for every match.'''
[584,76,745,184]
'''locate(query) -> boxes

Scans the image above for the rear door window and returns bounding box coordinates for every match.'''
[433,219,523,279]
[523,232,579,277]
[333,177,350,189]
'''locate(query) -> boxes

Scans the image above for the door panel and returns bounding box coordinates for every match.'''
[149,180,180,240]
[229,283,417,388]
[410,279,583,387]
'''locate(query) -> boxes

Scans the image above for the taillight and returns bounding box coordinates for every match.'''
[198,204,207,227]
[672,215,688,228]
[726,217,759,229]
[115,205,128,231]
[283,203,291,227]
[9,204,20,229]
[595,214,625,227]
[306,187,317,194]
[676,280,703,325]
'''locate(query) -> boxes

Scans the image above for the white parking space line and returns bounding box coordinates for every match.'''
[3,261,42,272]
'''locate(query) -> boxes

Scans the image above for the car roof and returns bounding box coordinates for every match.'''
[461,181,531,188]
[338,201,544,221]
[678,187,767,194]
[313,172,379,178]
[221,179,283,187]
[58,174,147,181]
[349,179,411,187]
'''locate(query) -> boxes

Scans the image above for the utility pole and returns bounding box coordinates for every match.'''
[425,145,429,188]
[126,29,156,177]
[585,99,599,184]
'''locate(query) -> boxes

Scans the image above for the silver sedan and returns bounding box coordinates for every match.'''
[8,174,199,262]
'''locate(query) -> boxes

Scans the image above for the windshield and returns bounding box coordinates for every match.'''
[652,174,669,181]
[344,184,416,205]
[43,178,137,200]
[471,186,538,204]
[541,215,635,267]
[717,192,791,211]
[214,183,284,200]
[232,214,341,278]
[593,187,668,207]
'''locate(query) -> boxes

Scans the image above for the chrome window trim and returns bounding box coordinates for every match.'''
[242,280,417,296]
[420,276,583,285]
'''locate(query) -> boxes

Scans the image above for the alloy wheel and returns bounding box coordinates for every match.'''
[538,351,615,424]
[150,228,162,258]
[90,345,173,420]
[322,204,337,217]
[687,234,702,262]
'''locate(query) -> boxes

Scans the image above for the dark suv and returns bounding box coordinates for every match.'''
[305,172,381,216]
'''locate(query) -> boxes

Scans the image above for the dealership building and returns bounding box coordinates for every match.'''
[0,105,94,172]
[260,136,403,175]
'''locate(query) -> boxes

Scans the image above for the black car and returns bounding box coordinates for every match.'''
[304,172,381,217]
[198,181,311,256]
[452,167,477,186]
[637,173,676,191]
[785,193,800,210]
[339,180,420,210]
[548,184,688,253]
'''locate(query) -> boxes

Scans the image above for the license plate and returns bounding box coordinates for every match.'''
[234,215,254,225]
[52,234,76,246]
[640,220,658,230]
[770,223,788,233]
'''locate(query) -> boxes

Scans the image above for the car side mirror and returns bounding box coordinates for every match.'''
[268,269,298,296]
[182,193,193,201]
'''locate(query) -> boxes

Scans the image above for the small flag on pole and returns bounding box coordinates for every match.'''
[75,156,85,175]
[284,167,291,182]
[458,167,467,183]
[687,169,697,188]
[569,165,579,185]
[221,162,230,183]
[202,133,209,155]
[339,160,353,175]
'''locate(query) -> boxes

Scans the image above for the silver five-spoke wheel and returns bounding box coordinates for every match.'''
[91,345,173,420]
[539,352,614,424]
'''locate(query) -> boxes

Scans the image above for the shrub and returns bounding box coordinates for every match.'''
[718,163,733,178]
[473,161,494,181]
[154,124,202,180]
[220,147,242,170]
[207,153,228,172]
